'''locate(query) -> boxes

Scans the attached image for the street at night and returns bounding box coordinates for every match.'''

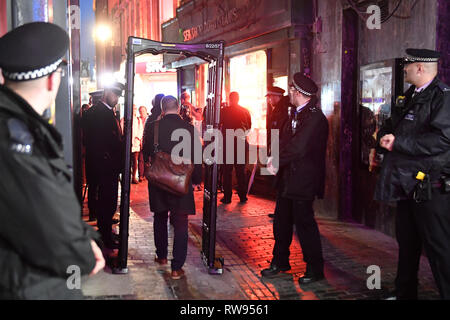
[1,0,450,306]
[81,182,440,300]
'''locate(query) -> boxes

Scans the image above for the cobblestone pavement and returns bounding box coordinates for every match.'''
[81,182,440,300]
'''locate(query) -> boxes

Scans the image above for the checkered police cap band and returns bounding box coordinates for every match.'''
[292,81,313,96]
[2,59,63,81]
[403,56,440,63]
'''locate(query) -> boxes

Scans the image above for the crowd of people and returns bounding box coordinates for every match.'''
[0,22,449,300]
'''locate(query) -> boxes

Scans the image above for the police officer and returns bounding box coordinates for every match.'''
[375,49,450,300]
[89,89,104,107]
[83,82,125,250]
[0,22,104,299]
[262,73,328,285]
[219,91,252,204]
[266,86,291,218]
[266,86,290,133]
[82,90,104,222]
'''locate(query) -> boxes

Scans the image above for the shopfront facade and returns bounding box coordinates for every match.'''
[161,0,315,196]
[162,0,449,237]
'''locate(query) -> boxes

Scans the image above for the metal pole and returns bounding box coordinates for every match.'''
[69,0,83,203]
[209,44,224,270]
[113,36,134,274]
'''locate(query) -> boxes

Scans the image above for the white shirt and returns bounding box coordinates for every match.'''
[415,79,434,93]
[296,101,310,113]
[101,101,113,110]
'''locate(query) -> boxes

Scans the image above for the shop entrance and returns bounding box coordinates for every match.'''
[113,37,225,275]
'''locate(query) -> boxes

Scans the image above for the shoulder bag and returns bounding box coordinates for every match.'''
[144,120,194,196]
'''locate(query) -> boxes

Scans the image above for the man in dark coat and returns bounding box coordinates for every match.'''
[261,73,329,285]
[82,90,104,222]
[83,82,124,249]
[267,86,290,134]
[142,95,202,280]
[219,91,252,204]
[266,86,291,218]
[375,49,450,300]
[0,22,104,299]
[81,89,104,221]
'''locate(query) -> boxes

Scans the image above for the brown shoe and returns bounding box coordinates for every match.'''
[171,269,185,280]
[155,257,168,265]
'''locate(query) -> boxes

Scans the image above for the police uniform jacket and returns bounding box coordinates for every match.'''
[374,77,450,201]
[269,96,290,132]
[268,96,291,153]
[0,85,98,299]
[83,101,123,182]
[274,98,329,200]
[142,114,202,215]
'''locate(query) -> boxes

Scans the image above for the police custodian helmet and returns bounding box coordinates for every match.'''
[0,22,69,81]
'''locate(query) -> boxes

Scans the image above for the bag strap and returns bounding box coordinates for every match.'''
[153,120,160,153]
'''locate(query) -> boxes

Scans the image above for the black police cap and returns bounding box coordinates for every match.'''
[404,48,441,64]
[265,86,285,97]
[89,89,104,104]
[89,89,104,98]
[290,73,318,96]
[0,22,69,81]
[105,82,125,97]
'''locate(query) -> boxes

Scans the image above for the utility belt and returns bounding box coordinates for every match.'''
[413,172,450,203]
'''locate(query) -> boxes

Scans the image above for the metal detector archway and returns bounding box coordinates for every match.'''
[113,37,225,275]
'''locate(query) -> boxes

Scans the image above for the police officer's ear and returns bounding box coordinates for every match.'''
[46,70,61,93]
[416,63,425,75]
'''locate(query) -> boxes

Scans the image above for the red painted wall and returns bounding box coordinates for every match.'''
[0,0,7,37]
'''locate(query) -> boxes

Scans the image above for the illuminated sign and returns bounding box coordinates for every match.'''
[135,61,175,74]
[182,7,240,42]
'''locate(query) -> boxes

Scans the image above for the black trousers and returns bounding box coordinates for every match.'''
[154,211,188,271]
[87,181,98,220]
[395,189,450,300]
[138,151,145,179]
[223,164,247,200]
[95,174,119,246]
[272,194,324,274]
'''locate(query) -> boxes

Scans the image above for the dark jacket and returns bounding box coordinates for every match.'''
[374,77,450,201]
[274,98,329,200]
[268,96,290,132]
[142,114,202,214]
[83,101,123,182]
[268,96,291,155]
[220,104,252,160]
[0,85,98,299]
[220,104,252,131]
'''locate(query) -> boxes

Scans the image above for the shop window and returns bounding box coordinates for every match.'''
[160,0,177,24]
[273,76,288,95]
[230,50,267,146]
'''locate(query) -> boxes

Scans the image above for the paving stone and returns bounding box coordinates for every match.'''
[80,182,440,300]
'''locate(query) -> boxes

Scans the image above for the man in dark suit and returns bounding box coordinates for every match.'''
[84,82,124,250]
[220,91,252,204]
[262,73,329,284]
[142,95,202,280]
[83,90,104,222]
